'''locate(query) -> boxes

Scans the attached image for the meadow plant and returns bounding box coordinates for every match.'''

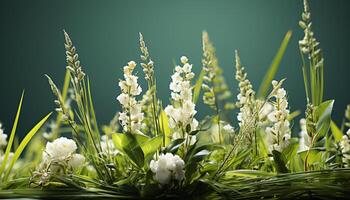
[0,0,350,199]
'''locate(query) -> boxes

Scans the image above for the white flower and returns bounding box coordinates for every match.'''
[41,137,85,171]
[180,56,188,64]
[0,123,8,148]
[68,154,85,169]
[44,137,77,160]
[259,102,274,121]
[223,124,234,134]
[340,129,350,166]
[116,93,130,106]
[150,153,185,185]
[165,57,197,144]
[100,135,119,156]
[235,51,258,136]
[298,118,311,152]
[117,61,144,134]
[265,81,291,153]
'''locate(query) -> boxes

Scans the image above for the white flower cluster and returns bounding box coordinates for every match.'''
[265,80,291,153]
[164,56,198,143]
[235,51,257,129]
[0,123,7,148]
[150,153,185,185]
[117,61,144,135]
[340,130,350,167]
[100,135,119,156]
[298,118,312,152]
[223,124,234,134]
[41,137,85,171]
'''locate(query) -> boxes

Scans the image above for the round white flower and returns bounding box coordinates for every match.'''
[44,137,77,160]
[68,153,85,169]
[41,137,85,172]
[150,153,185,185]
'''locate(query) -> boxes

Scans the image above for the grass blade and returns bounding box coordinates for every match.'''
[193,69,205,104]
[3,112,52,182]
[0,91,24,178]
[258,31,292,98]
[330,120,343,142]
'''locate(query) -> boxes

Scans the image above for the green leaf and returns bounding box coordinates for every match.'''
[272,150,289,173]
[112,133,144,168]
[315,100,334,139]
[189,130,200,136]
[193,69,205,104]
[287,110,301,121]
[3,112,52,182]
[330,120,343,142]
[159,110,171,146]
[298,148,324,168]
[140,135,162,159]
[258,31,292,98]
[0,91,24,178]
[164,138,185,154]
[224,170,275,178]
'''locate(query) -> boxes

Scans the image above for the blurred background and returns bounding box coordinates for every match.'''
[0,0,349,137]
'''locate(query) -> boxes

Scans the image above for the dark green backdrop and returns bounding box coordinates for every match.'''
[0,0,349,137]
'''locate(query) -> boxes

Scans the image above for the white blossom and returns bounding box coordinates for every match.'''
[0,123,7,148]
[100,135,119,156]
[150,153,185,185]
[340,129,350,167]
[298,118,312,152]
[235,51,257,131]
[165,56,198,143]
[223,124,234,134]
[41,137,85,171]
[117,61,144,134]
[265,80,291,153]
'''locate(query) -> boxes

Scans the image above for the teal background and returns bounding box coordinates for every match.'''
[0,0,349,137]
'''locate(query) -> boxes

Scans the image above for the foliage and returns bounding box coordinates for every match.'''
[0,0,349,199]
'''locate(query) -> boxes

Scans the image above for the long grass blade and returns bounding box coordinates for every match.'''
[0,91,24,178]
[258,31,292,98]
[193,69,205,104]
[2,112,52,182]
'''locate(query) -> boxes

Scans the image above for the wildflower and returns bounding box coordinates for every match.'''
[340,130,350,167]
[235,50,256,125]
[0,123,7,148]
[235,50,260,150]
[64,30,85,82]
[41,137,85,171]
[201,31,233,144]
[150,153,185,185]
[258,102,274,122]
[165,56,197,143]
[139,33,154,81]
[265,80,291,153]
[223,124,234,134]
[117,61,144,135]
[139,33,162,136]
[298,118,311,152]
[100,135,119,156]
